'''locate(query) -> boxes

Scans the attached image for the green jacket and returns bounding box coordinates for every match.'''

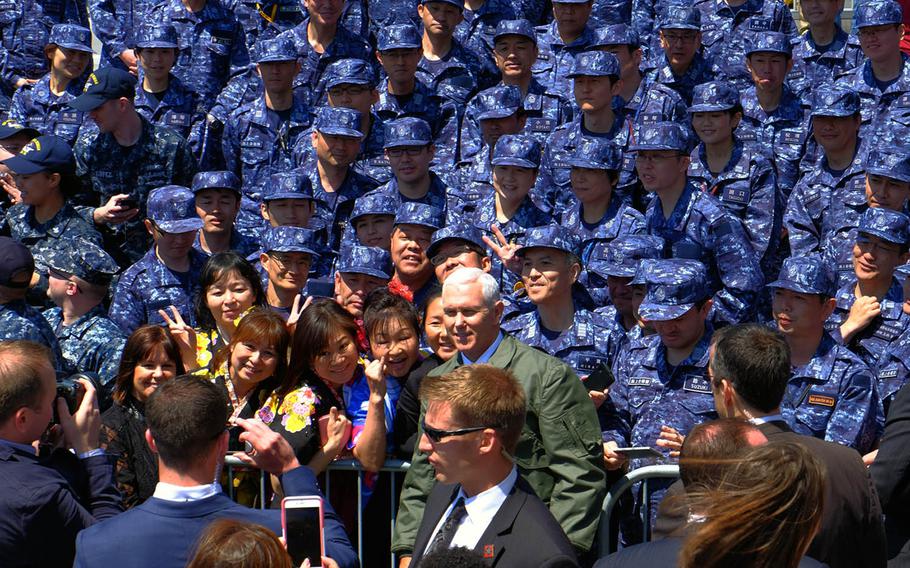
[391,334,607,554]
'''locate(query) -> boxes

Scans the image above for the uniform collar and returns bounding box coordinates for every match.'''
[791,333,837,384]
[54,305,109,340]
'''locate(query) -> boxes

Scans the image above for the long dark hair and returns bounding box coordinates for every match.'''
[194,252,266,332]
[211,308,291,396]
[288,299,360,385]
[112,326,185,405]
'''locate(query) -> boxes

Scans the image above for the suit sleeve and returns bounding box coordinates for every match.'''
[536,360,608,552]
[47,454,123,550]
[872,382,910,513]
[280,466,359,568]
[391,405,436,555]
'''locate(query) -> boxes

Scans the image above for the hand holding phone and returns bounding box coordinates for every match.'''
[613,447,663,460]
[282,496,325,567]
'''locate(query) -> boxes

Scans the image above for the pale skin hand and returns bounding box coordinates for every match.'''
[482,224,522,275]
[159,306,197,369]
[655,425,685,458]
[301,556,340,568]
[364,355,388,402]
[588,387,610,409]
[93,194,139,226]
[863,449,878,467]
[840,295,882,343]
[306,407,352,474]
[603,440,629,471]
[398,557,412,568]
[286,294,313,334]
[15,78,37,89]
[57,378,102,455]
[0,172,21,203]
[118,49,139,75]
[234,416,302,475]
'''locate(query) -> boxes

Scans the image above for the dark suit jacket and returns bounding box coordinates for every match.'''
[410,476,579,567]
[872,382,910,564]
[73,466,358,568]
[594,535,828,567]
[0,442,123,567]
[652,420,886,568]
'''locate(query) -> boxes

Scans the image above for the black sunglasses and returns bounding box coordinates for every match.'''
[422,420,492,443]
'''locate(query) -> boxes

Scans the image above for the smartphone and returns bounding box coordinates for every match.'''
[282,496,325,567]
[580,359,615,393]
[118,196,140,210]
[306,279,335,299]
[614,447,663,460]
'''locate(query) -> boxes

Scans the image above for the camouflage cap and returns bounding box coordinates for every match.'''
[494,19,537,44]
[147,185,204,233]
[419,0,464,9]
[350,193,398,222]
[427,224,488,259]
[338,245,393,279]
[633,258,710,321]
[689,81,740,113]
[393,202,445,230]
[262,226,320,256]
[592,24,640,48]
[2,135,75,175]
[315,106,364,138]
[865,148,910,183]
[854,0,903,28]
[492,134,541,168]
[475,85,522,121]
[384,117,433,148]
[263,171,320,202]
[47,238,119,286]
[588,235,666,278]
[746,31,793,58]
[49,24,93,52]
[811,84,860,118]
[857,207,910,245]
[629,121,690,152]
[324,58,378,89]
[766,255,835,296]
[256,37,298,63]
[378,24,422,51]
[134,23,179,49]
[568,137,622,170]
[659,5,701,30]
[568,51,621,78]
[515,224,580,257]
[191,171,242,194]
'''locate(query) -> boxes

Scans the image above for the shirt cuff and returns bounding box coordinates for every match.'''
[78,448,105,459]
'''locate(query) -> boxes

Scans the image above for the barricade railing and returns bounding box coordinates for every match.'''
[597,464,681,558]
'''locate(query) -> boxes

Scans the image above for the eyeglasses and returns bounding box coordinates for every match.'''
[328,85,370,97]
[386,146,427,158]
[857,25,899,39]
[662,32,698,44]
[422,420,494,443]
[856,235,901,254]
[430,244,477,267]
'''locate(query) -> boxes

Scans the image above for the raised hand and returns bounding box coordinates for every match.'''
[158,305,197,369]
[482,224,522,274]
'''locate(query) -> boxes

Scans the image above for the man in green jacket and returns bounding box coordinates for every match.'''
[392,266,606,564]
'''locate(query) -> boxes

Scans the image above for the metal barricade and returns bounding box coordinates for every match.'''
[597,465,681,558]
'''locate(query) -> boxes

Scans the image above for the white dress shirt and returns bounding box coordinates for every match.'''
[152,481,221,502]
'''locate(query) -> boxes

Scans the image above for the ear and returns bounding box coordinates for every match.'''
[256,64,263,78]
[311,130,318,148]
[66,281,78,297]
[569,261,581,283]
[47,172,61,191]
[632,47,642,68]
[260,252,270,267]
[144,218,155,237]
[481,255,492,273]
[786,58,794,74]
[370,88,380,105]
[260,202,271,222]
[13,406,30,435]
[145,428,158,454]
[493,299,504,322]
[700,298,714,319]
[730,112,743,131]
[611,77,624,97]
[821,296,837,321]
[721,379,737,411]
[478,428,497,455]
[375,50,383,65]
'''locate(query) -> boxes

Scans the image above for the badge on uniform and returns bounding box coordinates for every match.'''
[807,393,835,407]
[683,375,712,394]
[749,17,772,31]
[722,187,750,204]
[628,376,652,387]
[879,368,899,380]
[483,545,495,559]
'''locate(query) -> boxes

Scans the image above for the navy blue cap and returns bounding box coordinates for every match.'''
[659,5,701,30]
[49,24,93,52]
[384,117,432,148]
[350,194,397,222]
[393,202,445,230]
[746,31,793,57]
[2,135,75,175]
[811,84,860,118]
[475,85,522,120]
[592,24,640,48]
[588,235,665,278]
[191,171,241,194]
[552,0,590,5]
[262,226,320,256]
[0,120,39,141]
[325,58,377,89]
[865,149,910,183]
[256,37,297,63]
[147,185,204,233]
[494,19,537,43]
[420,0,464,8]
[568,51,621,78]
[632,258,710,321]
[69,67,137,111]
[855,0,903,28]
[0,237,34,288]
[857,207,910,245]
[427,224,488,259]
[338,245,393,279]
[568,137,622,170]
[766,255,835,296]
[516,225,580,257]
[315,106,364,138]
[689,81,740,112]
[47,238,119,286]
[134,23,179,49]
[630,121,690,152]
[378,24,421,51]
[263,171,319,202]
[492,134,541,168]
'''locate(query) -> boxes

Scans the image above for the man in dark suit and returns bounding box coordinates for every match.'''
[871,381,910,565]
[705,323,886,568]
[409,363,578,567]
[0,340,122,567]
[73,377,358,568]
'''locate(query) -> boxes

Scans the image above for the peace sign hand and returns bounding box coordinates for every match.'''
[286,294,313,333]
[482,224,522,274]
[158,305,197,369]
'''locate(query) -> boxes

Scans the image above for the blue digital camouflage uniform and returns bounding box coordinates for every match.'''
[37,0,89,27]
[532,19,596,100]
[87,0,160,69]
[824,208,910,369]
[277,17,373,108]
[417,39,491,140]
[258,225,321,318]
[822,149,910,288]
[455,0,516,69]
[695,0,797,90]
[391,202,445,306]
[687,81,782,282]
[459,19,574,164]
[42,239,125,386]
[874,263,910,416]
[0,0,52,115]
[108,186,207,335]
[8,24,92,147]
[559,137,647,263]
[602,258,717,539]
[190,170,262,256]
[502,224,614,378]
[785,85,866,257]
[788,26,864,98]
[835,1,910,147]
[343,192,397,249]
[149,0,250,108]
[637,122,764,325]
[225,0,305,54]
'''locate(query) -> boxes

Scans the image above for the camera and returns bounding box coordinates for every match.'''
[53,373,102,423]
